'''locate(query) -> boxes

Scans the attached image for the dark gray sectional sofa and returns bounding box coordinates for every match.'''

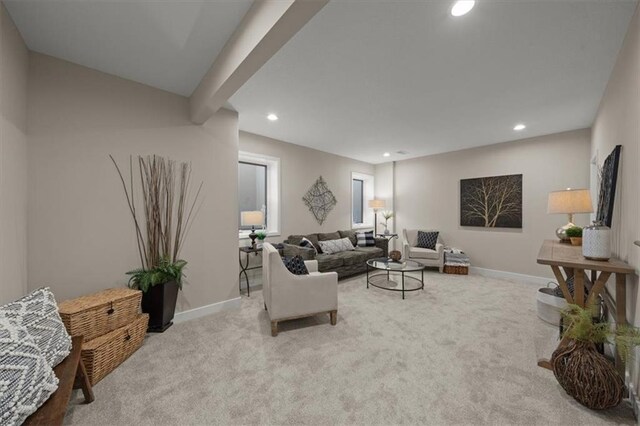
[282,230,389,279]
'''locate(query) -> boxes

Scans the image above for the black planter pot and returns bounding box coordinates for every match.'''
[141,280,179,332]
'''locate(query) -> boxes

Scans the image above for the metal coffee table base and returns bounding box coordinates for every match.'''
[366,265,424,299]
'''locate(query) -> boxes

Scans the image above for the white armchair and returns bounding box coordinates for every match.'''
[402,229,445,273]
[262,242,338,337]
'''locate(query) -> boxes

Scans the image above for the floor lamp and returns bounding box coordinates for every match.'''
[368,199,386,235]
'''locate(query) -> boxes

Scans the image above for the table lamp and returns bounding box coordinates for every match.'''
[368,199,386,235]
[241,210,264,249]
[547,188,593,242]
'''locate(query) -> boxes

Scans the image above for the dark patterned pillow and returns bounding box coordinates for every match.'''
[299,237,318,255]
[356,231,376,247]
[417,231,439,250]
[0,316,59,425]
[282,255,309,275]
[0,288,72,367]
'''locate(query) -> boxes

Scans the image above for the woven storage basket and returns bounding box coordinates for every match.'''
[58,288,142,342]
[444,265,468,275]
[82,313,148,385]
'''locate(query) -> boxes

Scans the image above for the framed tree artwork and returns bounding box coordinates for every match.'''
[460,174,523,228]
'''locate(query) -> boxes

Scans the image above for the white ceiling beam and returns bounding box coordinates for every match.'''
[189,0,328,124]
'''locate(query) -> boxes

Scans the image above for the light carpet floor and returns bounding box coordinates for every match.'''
[65,272,635,425]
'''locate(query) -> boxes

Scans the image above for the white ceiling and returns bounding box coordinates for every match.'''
[4,0,252,96]
[230,0,637,164]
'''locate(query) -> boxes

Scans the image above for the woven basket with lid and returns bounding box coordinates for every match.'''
[58,288,142,342]
[82,313,148,385]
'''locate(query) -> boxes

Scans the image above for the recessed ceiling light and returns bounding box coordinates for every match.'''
[267,113,278,121]
[513,123,526,131]
[451,0,475,17]
[383,152,391,157]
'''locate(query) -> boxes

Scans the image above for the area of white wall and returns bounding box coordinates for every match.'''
[0,3,28,304]
[238,131,375,241]
[27,52,239,311]
[591,3,640,387]
[380,129,591,278]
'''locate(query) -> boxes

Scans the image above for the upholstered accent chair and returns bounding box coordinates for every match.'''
[262,243,338,337]
[402,229,445,273]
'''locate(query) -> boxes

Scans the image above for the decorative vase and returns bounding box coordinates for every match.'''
[570,237,582,246]
[141,280,179,332]
[552,341,624,410]
[582,221,611,261]
[389,250,402,262]
[384,229,390,236]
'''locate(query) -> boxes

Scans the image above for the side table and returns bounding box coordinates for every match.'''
[376,233,398,241]
[239,246,261,297]
[239,243,284,297]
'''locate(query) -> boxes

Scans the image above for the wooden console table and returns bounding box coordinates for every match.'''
[536,239,635,376]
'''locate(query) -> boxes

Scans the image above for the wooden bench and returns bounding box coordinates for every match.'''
[24,335,95,426]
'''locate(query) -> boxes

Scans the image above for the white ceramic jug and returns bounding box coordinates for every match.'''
[582,221,611,261]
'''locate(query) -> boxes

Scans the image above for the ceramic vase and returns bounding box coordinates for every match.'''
[582,221,611,261]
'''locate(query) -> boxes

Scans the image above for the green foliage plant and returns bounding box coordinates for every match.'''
[561,304,640,362]
[126,258,187,293]
[256,231,268,241]
[566,226,583,238]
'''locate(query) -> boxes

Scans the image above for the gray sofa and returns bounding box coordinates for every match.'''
[282,230,389,279]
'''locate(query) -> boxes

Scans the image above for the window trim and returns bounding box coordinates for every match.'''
[352,178,364,225]
[351,172,375,229]
[238,152,281,239]
[238,161,268,231]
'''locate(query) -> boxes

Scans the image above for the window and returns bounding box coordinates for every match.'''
[352,179,364,224]
[238,152,280,238]
[351,172,375,228]
[238,161,267,230]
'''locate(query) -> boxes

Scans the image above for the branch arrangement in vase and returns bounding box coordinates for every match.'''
[110,155,203,292]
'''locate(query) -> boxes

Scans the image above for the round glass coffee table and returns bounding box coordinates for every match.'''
[366,258,425,299]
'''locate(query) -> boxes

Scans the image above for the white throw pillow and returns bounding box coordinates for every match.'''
[318,237,355,255]
[0,288,72,367]
[0,316,59,426]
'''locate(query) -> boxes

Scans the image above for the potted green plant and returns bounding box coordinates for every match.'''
[111,155,202,332]
[552,303,640,409]
[256,230,267,247]
[566,226,583,246]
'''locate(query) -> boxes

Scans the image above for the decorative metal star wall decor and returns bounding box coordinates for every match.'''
[303,176,337,225]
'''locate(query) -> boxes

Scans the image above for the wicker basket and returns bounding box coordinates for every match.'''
[444,265,469,275]
[58,288,142,342]
[82,313,148,385]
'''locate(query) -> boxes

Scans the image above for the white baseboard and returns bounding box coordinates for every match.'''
[626,372,640,423]
[470,266,552,286]
[173,297,241,324]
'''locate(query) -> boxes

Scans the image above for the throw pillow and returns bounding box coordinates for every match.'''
[0,316,59,426]
[282,256,309,275]
[356,231,376,247]
[417,231,439,250]
[299,237,318,255]
[318,238,355,255]
[0,288,72,367]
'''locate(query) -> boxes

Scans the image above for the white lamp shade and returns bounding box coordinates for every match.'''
[368,199,386,210]
[547,189,593,214]
[241,210,264,226]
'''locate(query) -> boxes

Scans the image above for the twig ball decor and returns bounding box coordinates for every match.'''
[552,341,624,410]
[389,250,402,262]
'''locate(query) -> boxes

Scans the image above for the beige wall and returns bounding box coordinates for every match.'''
[0,3,28,304]
[239,131,375,240]
[386,129,591,278]
[591,3,640,383]
[27,52,239,311]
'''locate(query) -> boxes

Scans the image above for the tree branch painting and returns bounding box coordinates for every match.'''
[460,174,522,228]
